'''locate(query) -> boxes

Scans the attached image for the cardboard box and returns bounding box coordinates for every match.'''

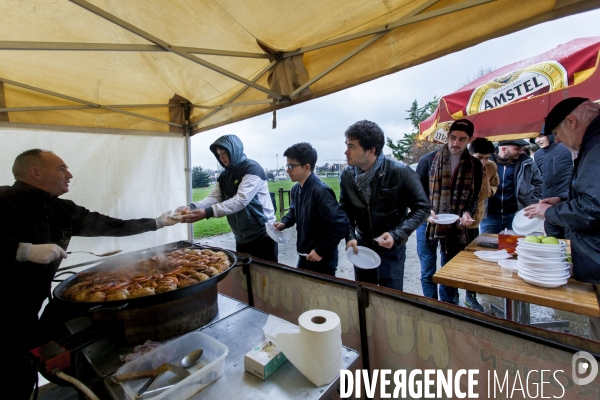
[244,340,287,380]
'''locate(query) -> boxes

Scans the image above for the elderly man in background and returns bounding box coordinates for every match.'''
[534,123,573,201]
[524,97,600,340]
[340,120,430,291]
[480,139,542,234]
[1,149,178,399]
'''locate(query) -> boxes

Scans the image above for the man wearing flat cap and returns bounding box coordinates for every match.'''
[480,138,542,234]
[523,97,600,339]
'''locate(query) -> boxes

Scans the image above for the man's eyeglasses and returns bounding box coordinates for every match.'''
[285,164,303,170]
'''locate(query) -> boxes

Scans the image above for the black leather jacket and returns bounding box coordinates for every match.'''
[339,158,430,250]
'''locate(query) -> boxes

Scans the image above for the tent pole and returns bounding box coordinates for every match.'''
[183,104,194,241]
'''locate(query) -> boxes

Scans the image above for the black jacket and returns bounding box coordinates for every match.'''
[416,149,482,217]
[340,157,430,250]
[545,115,600,284]
[0,181,157,349]
[281,173,349,257]
[534,142,573,200]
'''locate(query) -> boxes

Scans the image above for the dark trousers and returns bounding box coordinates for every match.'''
[480,212,516,234]
[236,234,278,262]
[418,223,477,303]
[354,244,406,291]
[296,250,338,277]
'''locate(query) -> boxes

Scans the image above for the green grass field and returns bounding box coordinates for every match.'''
[192,176,341,238]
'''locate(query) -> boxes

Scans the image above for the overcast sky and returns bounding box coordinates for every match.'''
[191,10,600,171]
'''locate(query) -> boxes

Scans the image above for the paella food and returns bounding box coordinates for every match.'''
[62,248,231,302]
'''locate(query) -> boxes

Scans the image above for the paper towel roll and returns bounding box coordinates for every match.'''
[263,309,342,387]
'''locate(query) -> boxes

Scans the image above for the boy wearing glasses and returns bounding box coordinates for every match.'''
[273,143,349,276]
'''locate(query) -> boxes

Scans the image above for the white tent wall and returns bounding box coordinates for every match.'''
[0,125,188,268]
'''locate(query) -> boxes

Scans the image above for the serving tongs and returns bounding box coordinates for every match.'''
[67,250,122,257]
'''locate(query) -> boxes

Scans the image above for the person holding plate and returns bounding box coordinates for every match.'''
[416,119,482,305]
[175,134,278,262]
[340,120,430,291]
[273,143,349,276]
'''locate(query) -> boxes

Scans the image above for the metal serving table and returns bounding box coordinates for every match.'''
[65,294,358,399]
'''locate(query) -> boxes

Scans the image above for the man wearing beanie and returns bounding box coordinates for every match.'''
[480,138,542,234]
[416,119,482,305]
[524,97,600,340]
[534,123,573,200]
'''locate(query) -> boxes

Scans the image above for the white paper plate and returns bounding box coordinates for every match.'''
[518,270,569,286]
[346,246,381,269]
[474,250,512,262]
[434,214,460,225]
[512,209,544,235]
[498,259,519,273]
[516,246,567,258]
[265,222,288,243]
[518,266,570,280]
[517,253,567,263]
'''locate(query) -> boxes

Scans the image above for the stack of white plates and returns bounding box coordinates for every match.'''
[515,239,570,288]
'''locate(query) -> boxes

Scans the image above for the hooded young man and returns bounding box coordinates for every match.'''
[416,119,482,305]
[177,134,277,261]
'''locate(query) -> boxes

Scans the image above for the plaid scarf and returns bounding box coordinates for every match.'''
[426,146,475,245]
[352,153,384,204]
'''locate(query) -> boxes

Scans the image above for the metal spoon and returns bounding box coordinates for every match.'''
[135,348,203,399]
[67,250,122,257]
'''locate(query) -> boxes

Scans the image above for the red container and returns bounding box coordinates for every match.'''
[498,232,525,254]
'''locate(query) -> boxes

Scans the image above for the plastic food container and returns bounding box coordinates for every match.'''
[115,331,228,400]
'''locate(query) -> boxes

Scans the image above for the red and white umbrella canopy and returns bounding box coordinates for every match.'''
[418,37,600,143]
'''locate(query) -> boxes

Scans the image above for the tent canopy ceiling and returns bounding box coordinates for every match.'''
[0,0,599,136]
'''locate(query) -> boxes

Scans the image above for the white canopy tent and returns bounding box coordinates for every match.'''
[2,0,599,261]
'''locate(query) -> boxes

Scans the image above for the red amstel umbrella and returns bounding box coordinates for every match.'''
[418,37,600,142]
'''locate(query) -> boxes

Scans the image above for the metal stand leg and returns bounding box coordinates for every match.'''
[493,300,570,329]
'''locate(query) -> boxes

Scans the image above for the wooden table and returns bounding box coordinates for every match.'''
[433,234,600,323]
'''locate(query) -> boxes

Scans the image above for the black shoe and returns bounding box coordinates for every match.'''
[465,294,484,312]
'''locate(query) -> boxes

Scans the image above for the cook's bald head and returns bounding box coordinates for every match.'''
[12,149,52,179]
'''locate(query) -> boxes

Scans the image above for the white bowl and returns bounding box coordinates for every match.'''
[512,209,545,235]
[516,246,567,258]
[517,253,567,263]
[518,272,567,288]
[518,268,569,282]
[518,265,570,279]
[346,246,381,269]
[517,260,571,270]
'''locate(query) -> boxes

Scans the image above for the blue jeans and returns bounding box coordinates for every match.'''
[480,213,516,234]
[354,243,406,291]
[417,223,461,303]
